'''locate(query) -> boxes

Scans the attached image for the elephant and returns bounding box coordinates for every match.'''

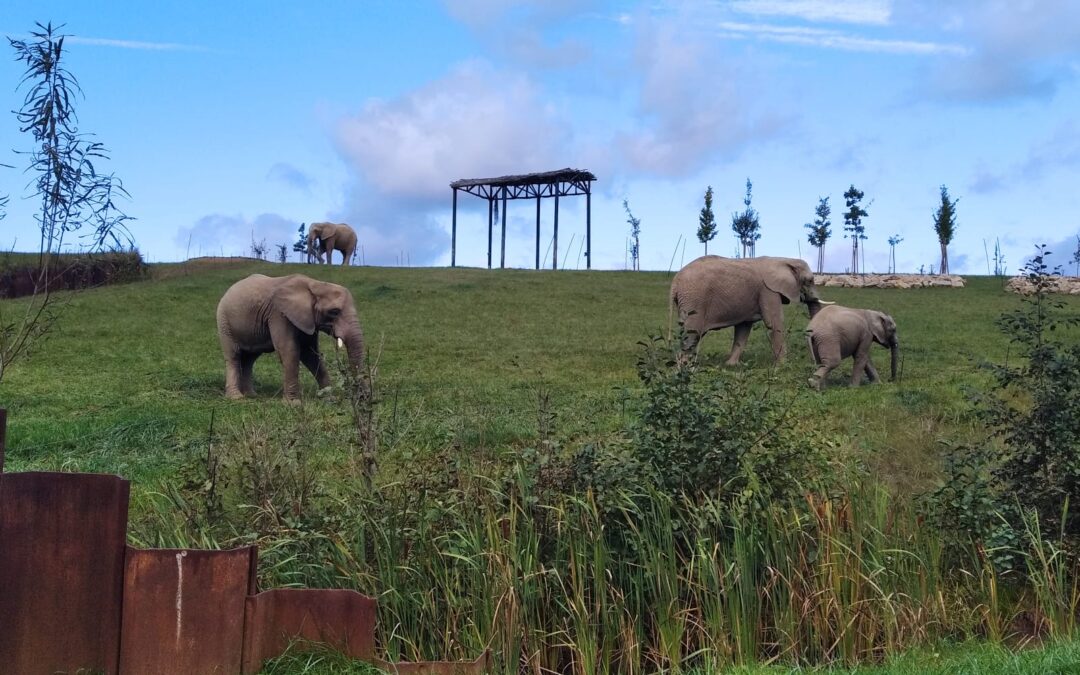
[805,304,899,390]
[670,255,830,364]
[216,274,365,402]
[306,222,358,265]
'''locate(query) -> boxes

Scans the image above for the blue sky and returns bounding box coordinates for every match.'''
[1,0,1078,273]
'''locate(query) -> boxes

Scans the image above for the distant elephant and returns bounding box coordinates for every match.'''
[670,255,830,364]
[306,222,358,265]
[805,305,898,390]
[216,274,365,402]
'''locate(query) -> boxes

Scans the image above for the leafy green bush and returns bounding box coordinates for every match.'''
[930,247,1080,563]
[579,331,834,520]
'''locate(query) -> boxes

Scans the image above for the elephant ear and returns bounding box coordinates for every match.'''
[762,261,800,304]
[869,312,893,344]
[276,283,317,335]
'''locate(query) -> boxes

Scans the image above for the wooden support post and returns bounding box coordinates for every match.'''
[586,186,592,270]
[0,408,6,473]
[487,197,493,269]
[553,188,560,270]
[535,195,541,270]
[500,188,507,269]
[451,188,458,268]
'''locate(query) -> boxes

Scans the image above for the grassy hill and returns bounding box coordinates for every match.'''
[4,260,1079,672]
[1,259,1036,492]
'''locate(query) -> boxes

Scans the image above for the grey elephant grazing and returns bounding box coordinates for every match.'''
[306,222,358,265]
[805,305,898,390]
[216,274,365,402]
[670,255,830,364]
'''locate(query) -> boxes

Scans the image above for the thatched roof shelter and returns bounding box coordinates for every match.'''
[450,168,596,269]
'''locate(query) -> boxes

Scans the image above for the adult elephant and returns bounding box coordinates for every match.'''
[306,222,358,265]
[805,305,899,390]
[670,255,830,364]
[216,274,365,402]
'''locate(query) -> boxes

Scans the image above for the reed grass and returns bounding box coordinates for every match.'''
[137,467,1080,674]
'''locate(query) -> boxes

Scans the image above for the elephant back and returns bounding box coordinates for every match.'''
[671,257,764,325]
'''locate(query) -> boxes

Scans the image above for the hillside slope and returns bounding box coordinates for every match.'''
[0,260,1057,494]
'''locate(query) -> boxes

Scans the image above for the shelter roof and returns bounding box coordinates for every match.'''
[450,168,596,189]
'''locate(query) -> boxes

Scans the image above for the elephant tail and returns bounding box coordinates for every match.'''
[805,329,818,365]
[668,286,678,342]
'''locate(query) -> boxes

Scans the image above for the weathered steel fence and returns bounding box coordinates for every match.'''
[0,409,488,674]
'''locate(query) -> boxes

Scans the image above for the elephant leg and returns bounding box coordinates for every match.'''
[759,293,787,361]
[679,313,703,353]
[681,329,701,353]
[323,237,336,265]
[223,351,244,399]
[808,339,840,390]
[239,352,258,396]
[850,343,872,387]
[299,339,331,389]
[269,320,303,402]
[864,358,880,384]
[726,322,753,365]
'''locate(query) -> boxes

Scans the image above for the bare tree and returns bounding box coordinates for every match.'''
[887,234,903,273]
[623,199,641,271]
[1,23,131,383]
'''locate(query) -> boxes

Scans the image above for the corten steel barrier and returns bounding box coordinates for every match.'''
[0,471,130,675]
[120,546,257,674]
[0,410,489,674]
[241,588,378,674]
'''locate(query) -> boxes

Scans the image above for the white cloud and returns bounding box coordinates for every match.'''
[616,17,788,177]
[66,36,206,51]
[440,0,596,68]
[267,163,314,194]
[331,61,576,265]
[174,213,299,259]
[717,21,967,55]
[966,122,1080,194]
[909,0,1080,101]
[731,0,892,25]
[334,61,569,202]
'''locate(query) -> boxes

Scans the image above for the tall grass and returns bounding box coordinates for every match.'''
[137,466,1080,673]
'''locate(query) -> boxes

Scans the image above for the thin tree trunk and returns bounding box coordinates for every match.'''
[940,243,949,275]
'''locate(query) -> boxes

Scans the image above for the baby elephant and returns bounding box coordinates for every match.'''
[216,274,365,402]
[805,305,898,390]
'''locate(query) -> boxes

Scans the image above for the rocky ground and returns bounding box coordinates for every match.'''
[1004,275,1080,295]
[814,273,966,288]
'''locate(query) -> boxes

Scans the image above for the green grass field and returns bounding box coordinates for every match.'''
[3,259,1080,673]
[1,259,1034,486]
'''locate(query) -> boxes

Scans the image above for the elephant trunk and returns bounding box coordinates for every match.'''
[340,321,366,373]
[889,340,899,382]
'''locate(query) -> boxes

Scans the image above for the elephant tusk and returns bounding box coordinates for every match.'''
[337,337,344,349]
[817,300,837,305]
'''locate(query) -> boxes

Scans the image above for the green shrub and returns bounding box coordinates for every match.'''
[633,332,832,510]
[930,246,1080,563]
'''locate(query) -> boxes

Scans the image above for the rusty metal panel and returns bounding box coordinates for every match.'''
[119,546,257,675]
[378,651,492,675]
[241,588,377,674]
[0,407,7,472]
[0,471,129,675]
